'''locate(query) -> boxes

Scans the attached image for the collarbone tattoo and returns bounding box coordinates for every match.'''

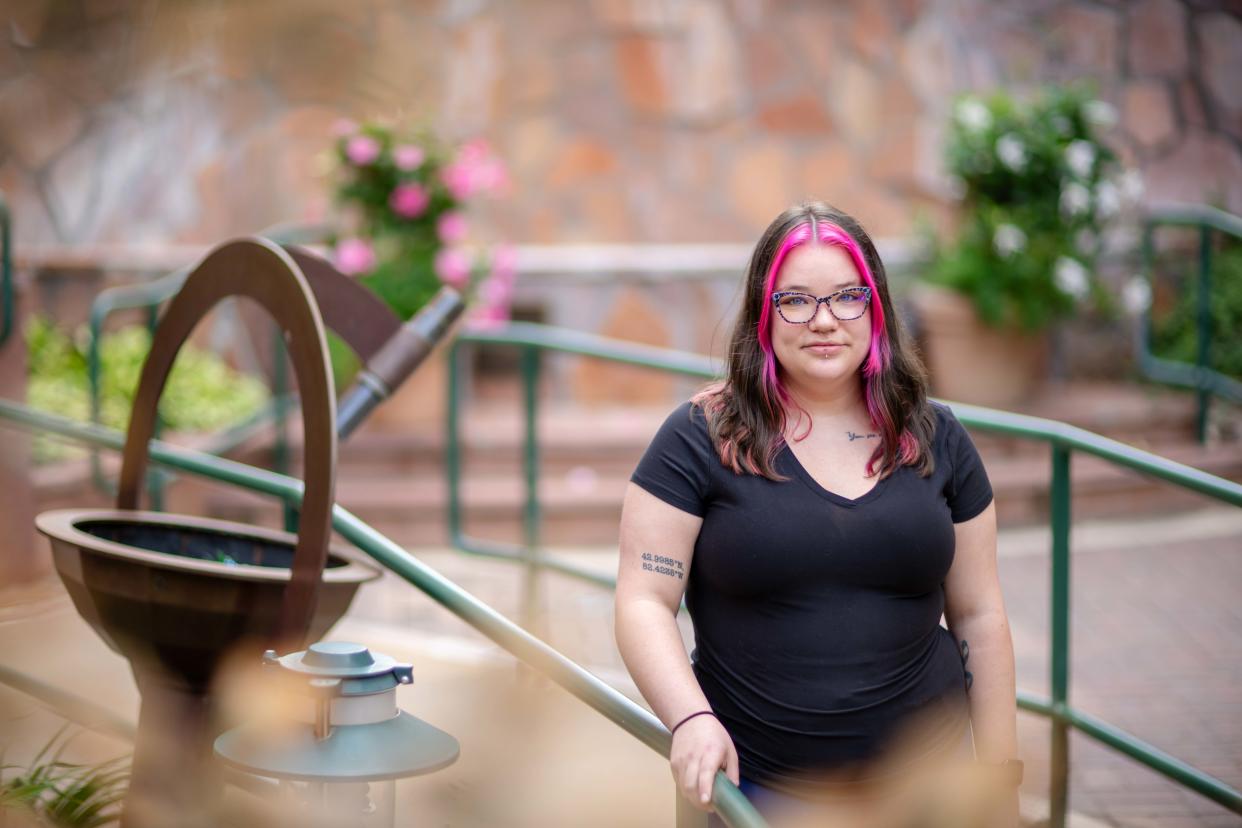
[846,430,880,442]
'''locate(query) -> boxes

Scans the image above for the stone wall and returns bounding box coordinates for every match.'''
[2,0,1240,252]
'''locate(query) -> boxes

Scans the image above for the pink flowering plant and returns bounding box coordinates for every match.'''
[326,119,514,324]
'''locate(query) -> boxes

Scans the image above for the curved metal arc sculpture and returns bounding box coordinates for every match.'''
[117,238,348,644]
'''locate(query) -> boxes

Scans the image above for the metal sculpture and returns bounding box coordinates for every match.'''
[35,238,463,828]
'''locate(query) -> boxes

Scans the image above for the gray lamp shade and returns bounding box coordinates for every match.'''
[214,712,459,782]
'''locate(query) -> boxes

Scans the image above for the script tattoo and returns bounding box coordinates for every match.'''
[847,431,880,441]
[640,552,684,580]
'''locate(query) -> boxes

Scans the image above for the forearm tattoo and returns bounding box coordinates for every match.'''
[847,430,880,441]
[640,552,684,580]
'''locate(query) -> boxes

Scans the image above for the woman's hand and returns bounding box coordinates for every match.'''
[670,714,740,811]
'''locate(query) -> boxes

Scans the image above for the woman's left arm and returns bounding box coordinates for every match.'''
[943,501,1018,764]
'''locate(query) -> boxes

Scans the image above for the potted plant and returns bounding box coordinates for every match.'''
[913,86,1141,406]
[324,120,514,426]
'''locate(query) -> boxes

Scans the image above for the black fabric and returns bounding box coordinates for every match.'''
[630,401,993,787]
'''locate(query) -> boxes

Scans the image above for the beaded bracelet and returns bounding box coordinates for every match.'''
[670,710,718,737]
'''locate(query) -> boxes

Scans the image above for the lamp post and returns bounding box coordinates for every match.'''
[214,641,459,828]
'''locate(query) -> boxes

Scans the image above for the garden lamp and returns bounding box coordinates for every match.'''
[214,641,459,828]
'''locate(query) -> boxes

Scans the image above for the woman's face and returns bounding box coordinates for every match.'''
[769,242,873,400]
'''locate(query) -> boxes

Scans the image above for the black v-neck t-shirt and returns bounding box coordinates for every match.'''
[630,401,994,786]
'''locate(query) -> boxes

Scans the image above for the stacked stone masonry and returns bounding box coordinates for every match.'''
[1,0,1239,251]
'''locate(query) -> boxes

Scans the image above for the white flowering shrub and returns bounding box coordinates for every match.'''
[928,86,1140,330]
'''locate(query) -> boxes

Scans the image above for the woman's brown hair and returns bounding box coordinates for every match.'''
[693,201,936,480]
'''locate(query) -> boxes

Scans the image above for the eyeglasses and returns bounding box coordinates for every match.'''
[771,287,872,324]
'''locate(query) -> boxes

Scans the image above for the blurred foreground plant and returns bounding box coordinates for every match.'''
[926,85,1142,330]
[1,729,129,827]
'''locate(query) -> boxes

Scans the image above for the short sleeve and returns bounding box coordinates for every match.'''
[630,402,715,517]
[937,405,994,523]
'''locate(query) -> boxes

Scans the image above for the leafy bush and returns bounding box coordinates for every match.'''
[926,85,1141,330]
[26,317,269,462]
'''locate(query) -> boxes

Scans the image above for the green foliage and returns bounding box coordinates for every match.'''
[357,237,442,321]
[926,85,1135,330]
[1151,244,1242,379]
[25,317,269,462]
[1,729,129,827]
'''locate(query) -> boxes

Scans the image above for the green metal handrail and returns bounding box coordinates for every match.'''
[84,223,328,503]
[1138,203,1242,443]
[0,191,12,347]
[446,323,716,590]
[444,321,1242,827]
[0,396,766,828]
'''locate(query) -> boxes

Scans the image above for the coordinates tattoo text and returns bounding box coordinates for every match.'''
[640,552,684,580]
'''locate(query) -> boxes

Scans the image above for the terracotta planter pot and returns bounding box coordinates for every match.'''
[909,283,1047,408]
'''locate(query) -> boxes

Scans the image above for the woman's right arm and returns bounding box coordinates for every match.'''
[615,482,739,810]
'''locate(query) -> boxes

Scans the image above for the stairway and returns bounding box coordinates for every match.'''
[191,381,1242,550]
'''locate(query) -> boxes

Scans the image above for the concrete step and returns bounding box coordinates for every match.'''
[267,383,1210,476]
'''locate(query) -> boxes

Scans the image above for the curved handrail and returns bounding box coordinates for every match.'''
[946,401,1242,506]
[452,323,1241,506]
[1138,203,1242,443]
[446,322,1242,574]
[0,396,767,828]
[1142,203,1242,237]
[444,321,1242,824]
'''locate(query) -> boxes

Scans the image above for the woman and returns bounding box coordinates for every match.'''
[614,203,1019,826]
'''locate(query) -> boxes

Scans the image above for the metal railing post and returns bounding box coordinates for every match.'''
[446,339,464,542]
[1049,443,1073,828]
[1137,223,1156,374]
[88,303,110,495]
[1196,226,1213,444]
[520,344,542,633]
[0,192,12,347]
[272,328,298,532]
[145,303,166,512]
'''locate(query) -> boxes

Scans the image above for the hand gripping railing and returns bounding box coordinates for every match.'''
[1137,203,1242,443]
[445,321,1242,828]
[0,397,767,828]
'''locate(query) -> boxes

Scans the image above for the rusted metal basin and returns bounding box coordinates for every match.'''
[36,508,380,692]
